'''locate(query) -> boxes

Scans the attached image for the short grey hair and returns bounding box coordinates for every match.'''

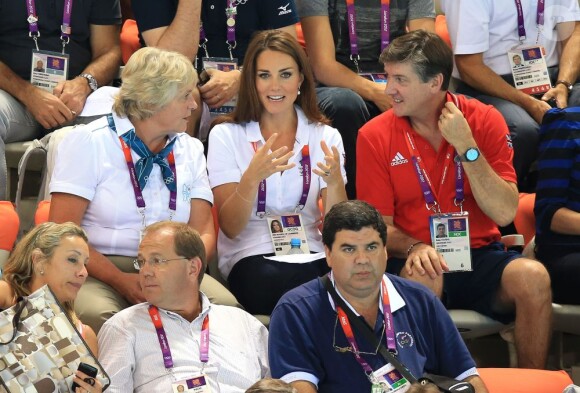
[113,47,197,121]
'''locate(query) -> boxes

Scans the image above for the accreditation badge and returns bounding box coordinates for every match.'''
[359,73,388,84]
[370,363,411,392]
[30,49,69,92]
[267,213,310,256]
[172,375,212,393]
[508,46,551,96]
[202,57,238,115]
[430,212,472,272]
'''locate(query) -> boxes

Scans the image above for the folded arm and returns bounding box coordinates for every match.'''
[140,0,202,61]
[54,24,122,115]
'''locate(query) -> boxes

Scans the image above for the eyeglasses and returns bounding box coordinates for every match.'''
[332,314,386,356]
[133,256,188,270]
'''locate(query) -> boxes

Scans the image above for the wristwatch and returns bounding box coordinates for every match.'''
[455,147,480,163]
[80,73,98,92]
[555,80,573,93]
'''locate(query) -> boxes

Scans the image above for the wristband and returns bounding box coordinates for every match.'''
[407,241,424,256]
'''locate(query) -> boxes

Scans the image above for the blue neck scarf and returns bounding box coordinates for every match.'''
[121,130,177,192]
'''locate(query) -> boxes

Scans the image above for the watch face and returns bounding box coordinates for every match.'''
[465,148,479,161]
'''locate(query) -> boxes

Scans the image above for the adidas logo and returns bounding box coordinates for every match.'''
[390,152,408,166]
[278,3,292,15]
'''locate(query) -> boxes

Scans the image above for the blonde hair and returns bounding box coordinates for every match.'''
[3,222,88,323]
[245,379,297,393]
[113,47,198,121]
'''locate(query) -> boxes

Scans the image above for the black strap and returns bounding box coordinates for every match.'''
[320,275,418,384]
[0,298,28,345]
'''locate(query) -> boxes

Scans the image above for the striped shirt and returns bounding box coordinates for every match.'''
[534,107,580,249]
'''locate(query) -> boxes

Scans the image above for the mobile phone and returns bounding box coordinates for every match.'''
[198,69,210,87]
[71,362,98,390]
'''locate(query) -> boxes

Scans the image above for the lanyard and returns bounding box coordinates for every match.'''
[108,115,178,222]
[336,278,396,375]
[403,93,465,213]
[251,143,311,218]
[199,0,238,60]
[514,0,545,42]
[345,0,390,72]
[26,0,73,53]
[148,306,210,370]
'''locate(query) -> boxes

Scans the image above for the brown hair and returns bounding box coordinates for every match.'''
[216,29,328,126]
[379,30,453,91]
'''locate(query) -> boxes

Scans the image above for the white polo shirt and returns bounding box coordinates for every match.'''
[50,112,213,256]
[442,0,580,77]
[207,107,346,278]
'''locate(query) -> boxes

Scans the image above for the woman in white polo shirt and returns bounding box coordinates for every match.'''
[48,47,237,332]
[208,30,347,315]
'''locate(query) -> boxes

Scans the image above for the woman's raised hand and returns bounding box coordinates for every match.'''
[245,133,296,184]
[313,141,343,185]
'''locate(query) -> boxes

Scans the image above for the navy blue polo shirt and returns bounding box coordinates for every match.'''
[133,0,299,66]
[269,274,477,392]
[0,0,121,80]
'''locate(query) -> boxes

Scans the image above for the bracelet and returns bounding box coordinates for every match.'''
[235,188,253,204]
[555,79,572,92]
[406,241,424,256]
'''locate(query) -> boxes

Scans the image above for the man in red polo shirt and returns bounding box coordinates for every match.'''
[357,30,551,369]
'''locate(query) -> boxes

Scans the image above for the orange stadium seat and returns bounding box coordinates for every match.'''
[34,200,51,226]
[120,19,141,65]
[0,201,19,252]
[435,15,451,48]
[478,368,573,393]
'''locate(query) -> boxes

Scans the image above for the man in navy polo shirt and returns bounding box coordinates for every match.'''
[268,200,488,393]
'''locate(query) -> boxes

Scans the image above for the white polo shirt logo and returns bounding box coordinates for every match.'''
[390,152,408,166]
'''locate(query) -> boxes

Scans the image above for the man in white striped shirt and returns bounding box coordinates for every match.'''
[98,221,269,393]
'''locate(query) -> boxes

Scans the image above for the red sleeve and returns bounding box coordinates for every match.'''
[471,102,518,185]
[356,117,395,216]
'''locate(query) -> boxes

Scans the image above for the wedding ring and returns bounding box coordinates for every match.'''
[84,377,95,386]
[324,171,331,176]
[216,94,221,101]
[71,110,77,116]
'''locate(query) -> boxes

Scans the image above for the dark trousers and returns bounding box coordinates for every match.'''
[228,254,330,315]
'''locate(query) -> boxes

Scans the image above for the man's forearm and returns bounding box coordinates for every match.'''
[456,59,531,108]
[142,0,201,60]
[81,46,122,88]
[556,22,580,85]
[461,153,518,226]
[385,218,424,259]
[314,60,380,102]
[0,61,36,103]
[466,375,489,393]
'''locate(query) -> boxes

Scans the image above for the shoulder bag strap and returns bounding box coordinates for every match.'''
[320,275,418,384]
[0,298,28,345]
